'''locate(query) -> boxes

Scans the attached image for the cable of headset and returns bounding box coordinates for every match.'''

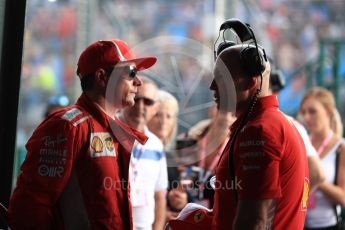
[228,87,261,201]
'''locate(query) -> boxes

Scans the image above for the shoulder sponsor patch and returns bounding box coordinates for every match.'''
[301,177,310,211]
[73,115,92,127]
[62,108,82,121]
[90,132,117,158]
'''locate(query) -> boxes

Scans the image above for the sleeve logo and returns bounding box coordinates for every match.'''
[301,177,310,211]
[194,212,205,223]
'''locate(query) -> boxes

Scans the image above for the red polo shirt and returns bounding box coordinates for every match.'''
[213,95,309,230]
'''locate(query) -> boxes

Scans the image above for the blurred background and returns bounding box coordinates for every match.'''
[13,0,345,181]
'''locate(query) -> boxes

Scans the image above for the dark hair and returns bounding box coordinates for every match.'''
[80,74,95,92]
[80,67,114,92]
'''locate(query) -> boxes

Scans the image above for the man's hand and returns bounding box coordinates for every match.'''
[167,188,188,211]
[153,191,167,230]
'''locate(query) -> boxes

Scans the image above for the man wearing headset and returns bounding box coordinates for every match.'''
[210,44,309,229]
[8,39,157,229]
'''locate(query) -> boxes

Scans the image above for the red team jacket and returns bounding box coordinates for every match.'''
[8,93,147,229]
[213,95,309,230]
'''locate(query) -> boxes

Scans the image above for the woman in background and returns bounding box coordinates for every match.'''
[300,87,345,230]
[148,90,178,151]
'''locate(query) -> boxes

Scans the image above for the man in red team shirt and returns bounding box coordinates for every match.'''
[8,39,156,229]
[209,44,309,229]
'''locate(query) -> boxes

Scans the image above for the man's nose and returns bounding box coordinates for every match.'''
[134,76,143,86]
[210,79,217,90]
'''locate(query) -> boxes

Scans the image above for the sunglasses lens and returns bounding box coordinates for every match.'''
[129,66,137,78]
[143,98,154,106]
[134,97,155,106]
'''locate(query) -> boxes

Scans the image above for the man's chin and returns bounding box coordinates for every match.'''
[123,100,135,107]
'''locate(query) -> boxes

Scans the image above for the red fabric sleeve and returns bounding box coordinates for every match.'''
[8,118,78,229]
[236,125,283,200]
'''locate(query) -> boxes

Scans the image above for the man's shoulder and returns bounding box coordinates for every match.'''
[262,107,287,121]
[27,106,93,149]
[45,105,92,128]
[252,109,292,129]
[242,110,292,142]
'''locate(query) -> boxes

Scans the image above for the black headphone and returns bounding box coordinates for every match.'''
[214,18,267,78]
[270,69,286,93]
[267,57,286,93]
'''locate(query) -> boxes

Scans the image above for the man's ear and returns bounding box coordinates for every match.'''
[241,77,257,90]
[247,77,258,90]
[94,69,108,88]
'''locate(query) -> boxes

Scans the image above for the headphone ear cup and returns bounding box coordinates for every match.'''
[216,41,236,57]
[240,47,265,77]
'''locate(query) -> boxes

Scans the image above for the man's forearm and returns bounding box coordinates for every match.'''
[233,216,266,230]
[233,199,274,230]
[153,191,167,230]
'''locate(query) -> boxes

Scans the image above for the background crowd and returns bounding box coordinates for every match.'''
[18,0,345,140]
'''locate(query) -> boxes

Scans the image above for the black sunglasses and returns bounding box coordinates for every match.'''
[134,96,155,106]
[127,65,137,79]
[113,65,137,79]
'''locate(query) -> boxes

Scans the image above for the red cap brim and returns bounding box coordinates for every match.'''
[120,56,157,71]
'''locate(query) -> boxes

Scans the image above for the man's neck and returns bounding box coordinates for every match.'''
[235,89,271,118]
[257,87,270,98]
[120,116,146,132]
[84,91,117,119]
[235,95,256,117]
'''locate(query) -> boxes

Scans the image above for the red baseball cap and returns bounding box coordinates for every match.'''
[166,203,213,230]
[77,39,157,78]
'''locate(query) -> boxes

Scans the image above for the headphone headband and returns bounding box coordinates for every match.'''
[214,18,267,77]
[219,18,253,42]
